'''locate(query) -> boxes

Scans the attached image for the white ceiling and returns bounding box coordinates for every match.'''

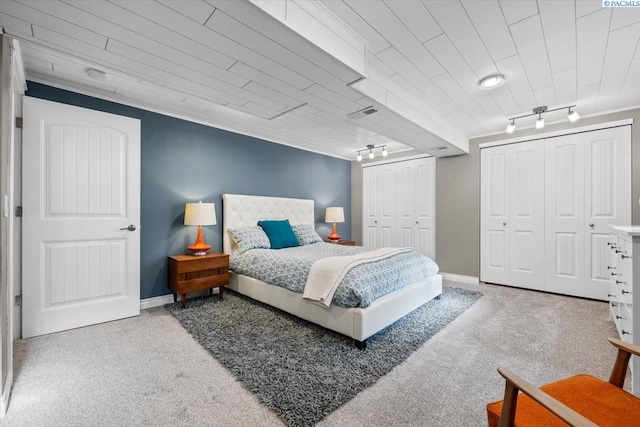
[1,1,640,160]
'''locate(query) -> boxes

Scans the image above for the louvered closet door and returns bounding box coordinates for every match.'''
[544,133,586,297]
[508,141,545,290]
[481,146,510,285]
[583,127,631,299]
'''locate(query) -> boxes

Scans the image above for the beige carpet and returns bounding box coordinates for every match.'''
[2,281,621,426]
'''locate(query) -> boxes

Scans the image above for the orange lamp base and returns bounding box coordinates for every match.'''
[188,226,211,256]
[327,222,341,243]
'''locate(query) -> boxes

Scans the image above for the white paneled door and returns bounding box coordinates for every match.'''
[545,127,631,299]
[362,156,435,258]
[22,97,141,338]
[481,141,545,288]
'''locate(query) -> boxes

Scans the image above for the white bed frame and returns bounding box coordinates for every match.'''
[222,194,442,347]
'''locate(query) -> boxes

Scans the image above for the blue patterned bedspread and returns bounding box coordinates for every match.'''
[230,243,439,308]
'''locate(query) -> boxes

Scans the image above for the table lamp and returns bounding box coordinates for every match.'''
[325,207,345,243]
[184,201,217,256]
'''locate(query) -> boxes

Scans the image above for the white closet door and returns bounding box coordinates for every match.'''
[363,164,395,249]
[414,157,436,258]
[481,146,510,285]
[396,160,415,247]
[508,141,545,290]
[545,133,586,296]
[584,127,631,299]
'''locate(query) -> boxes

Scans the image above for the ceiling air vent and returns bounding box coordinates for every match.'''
[347,106,378,120]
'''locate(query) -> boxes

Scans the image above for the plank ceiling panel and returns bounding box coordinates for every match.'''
[157,0,216,25]
[383,0,442,43]
[431,73,485,121]
[6,1,107,48]
[610,6,640,30]
[99,1,313,90]
[375,47,449,103]
[552,68,577,105]
[576,8,611,88]
[50,1,237,69]
[498,0,538,26]
[474,95,504,122]
[616,58,640,108]
[600,23,640,94]
[242,81,303,110]
[495,55,537,110]
[387,74,453,122]
[208,0,362,84]
[21,54,53,71]
[227,62,351,116]
[576,83,600,115]
[461,0,516,62]
[367,53,396,78]
[424,34,480,100]
[424,0,497,79]
[303,83,362,113]
[0,12,31,37]
[321,0,390,55]
[488,85,521,116]
[509,15,553,91]
[533,86,557,107]
[576,0,602,18]
[538,0,576,73]
[345,0,445,78]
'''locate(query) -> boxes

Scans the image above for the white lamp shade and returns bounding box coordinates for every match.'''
[184,201,217,226]
[325,207,345,223]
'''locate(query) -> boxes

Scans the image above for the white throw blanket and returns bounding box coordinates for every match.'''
[302,247,412,307]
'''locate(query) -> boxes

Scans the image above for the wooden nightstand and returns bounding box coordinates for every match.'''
[336,240,356,246]
[168,252,230,308]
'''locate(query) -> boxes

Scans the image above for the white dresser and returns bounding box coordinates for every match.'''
[609,226,640,396]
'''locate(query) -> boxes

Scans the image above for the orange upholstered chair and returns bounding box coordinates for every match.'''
[487,338,640,427]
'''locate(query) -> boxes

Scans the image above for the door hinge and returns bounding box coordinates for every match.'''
[15,206,21,217]
[15,117,22,129]
[15,295,21,307]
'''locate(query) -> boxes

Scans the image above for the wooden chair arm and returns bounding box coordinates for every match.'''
[608,337,639,387]
[497,367,598,427]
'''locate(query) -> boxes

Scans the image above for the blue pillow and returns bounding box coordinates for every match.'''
[258,219,300,249]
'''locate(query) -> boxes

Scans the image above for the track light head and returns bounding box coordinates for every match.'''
[356,152,362,162]
[535,114,545,129]
[506,120,516,134]
[382,146,388,157]
[567,108,580,123]
[369,150,374,160]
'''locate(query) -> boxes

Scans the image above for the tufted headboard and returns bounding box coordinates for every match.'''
[222,194,315,254]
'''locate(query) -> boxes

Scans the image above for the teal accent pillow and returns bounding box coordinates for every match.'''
[258,219,300,249]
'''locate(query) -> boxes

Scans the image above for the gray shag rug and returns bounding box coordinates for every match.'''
[166,287,482,426]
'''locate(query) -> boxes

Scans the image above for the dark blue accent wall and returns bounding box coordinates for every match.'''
[26,82,351,299]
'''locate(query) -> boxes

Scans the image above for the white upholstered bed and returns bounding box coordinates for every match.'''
[222,193,442,348]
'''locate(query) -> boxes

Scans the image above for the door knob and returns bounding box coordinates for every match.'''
[120,224,137,231]
[589,223,594,228]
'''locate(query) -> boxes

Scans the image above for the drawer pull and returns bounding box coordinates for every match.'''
[621,254,631,259]
[611,272,618,276]
[615,249,623,254]
[622,290,631,295]
[608,293,615,297]
[616,315,624,320]
[616,280,626,285]
[622,330,631,336]
[607,242,616,247]
[611,303,618,307]
[607,266,616,270]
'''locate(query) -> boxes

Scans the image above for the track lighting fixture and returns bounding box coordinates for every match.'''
[505,105,579,134]
[356,144,389,162]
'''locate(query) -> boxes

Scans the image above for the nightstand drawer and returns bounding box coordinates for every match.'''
[174,273,230,293]
[173,255,229,274]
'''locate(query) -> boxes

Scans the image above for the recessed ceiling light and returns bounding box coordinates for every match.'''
[479,74,505,90]
[86,68,109,81]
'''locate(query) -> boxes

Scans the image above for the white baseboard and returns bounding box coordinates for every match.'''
[440,273,480,285]
[140,290,216,310]
[0,369,12,417]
